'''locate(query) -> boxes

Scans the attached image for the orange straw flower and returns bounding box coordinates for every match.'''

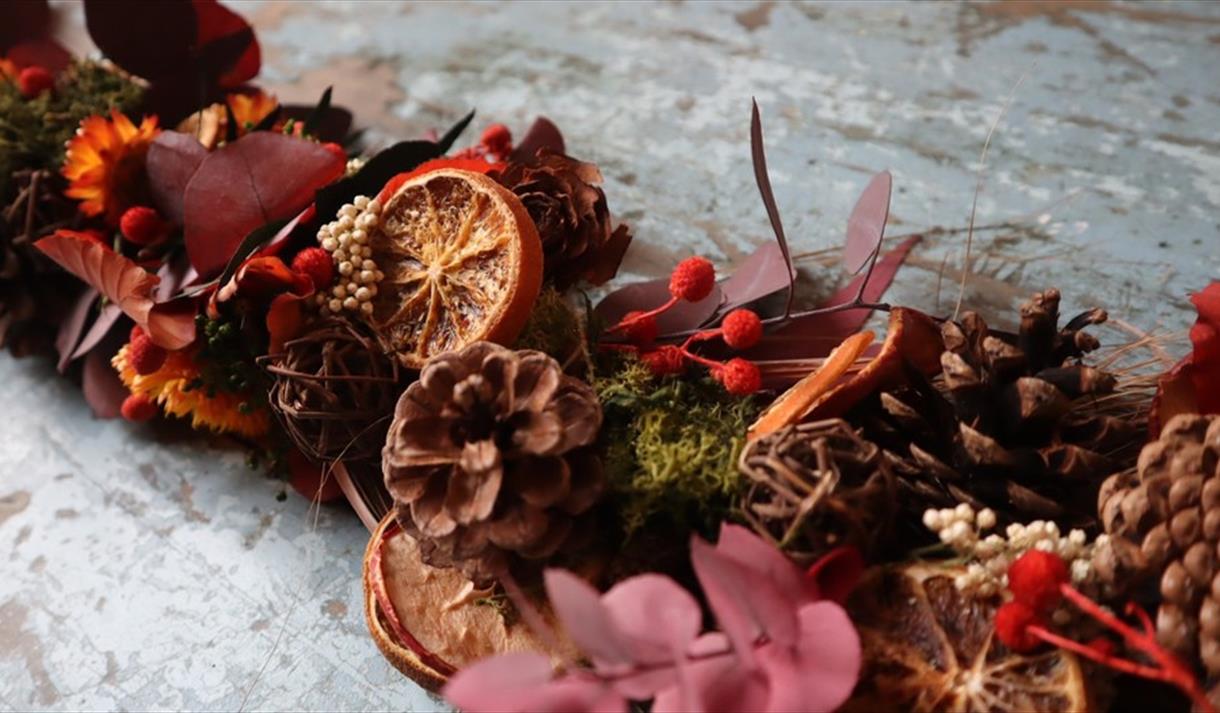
[62,109,160,225]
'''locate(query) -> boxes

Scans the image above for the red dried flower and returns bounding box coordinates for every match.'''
[716,357,761,396]
[619,310,658,347]
[721,308,763,350]
[290,247,334,291]
[120,393,158,422]
[669,256,715,302]
[128,332,168,375]
[995,600,1044,653]
[641,345,686,376]
[1008,550,1069,612]
[18,66,54,98]
[480,123,513,159]
[119,206,168,246]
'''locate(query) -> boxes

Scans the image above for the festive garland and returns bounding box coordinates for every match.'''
[5,3,1220,712]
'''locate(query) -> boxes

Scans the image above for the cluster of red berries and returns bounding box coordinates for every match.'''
[289,247,334,291]
[994,550,1070,652]
[607,256,764,397]
[453,124,514,163]
[17,65,54,99]
[119,327,169,423]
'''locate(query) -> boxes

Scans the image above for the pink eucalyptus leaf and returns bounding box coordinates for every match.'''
[444,653,625,713]
[691,534,798,661]
[653,634,768,713]
[543,570,635,667]
[843,170,892,274]
[782,601,861,712]
[804,546,865,605]
[714,523,812,604]
[183,132,345,278]
[599,574,702,698]
[717,243,792,314]
[146,131,208,226]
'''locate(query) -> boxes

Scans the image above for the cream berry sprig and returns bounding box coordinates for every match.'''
[313,194,385,316]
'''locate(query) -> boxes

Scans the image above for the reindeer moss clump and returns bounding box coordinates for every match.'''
[596,357,760,538]
[0,61,144,195]
[514,287,592,377]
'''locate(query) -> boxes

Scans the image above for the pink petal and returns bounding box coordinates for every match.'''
[691,535,797,661]
[714,523,811,604]
[543,570,634,667]
[442,652,554,712]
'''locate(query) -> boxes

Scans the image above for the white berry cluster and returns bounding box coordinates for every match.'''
[345,157,366,177]
[923,504,1095,602]
[314,195,385,316]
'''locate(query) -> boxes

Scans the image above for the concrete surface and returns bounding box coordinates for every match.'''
[3,0,1220,710]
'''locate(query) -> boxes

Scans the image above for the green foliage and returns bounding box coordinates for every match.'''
[596,357,760,538]
[0,61,144,196]
[189,314,268,411]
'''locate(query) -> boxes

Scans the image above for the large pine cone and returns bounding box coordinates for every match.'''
[496,150,631,288]
[1093,414,1220,686]
[383,341,605,584]
[857,289,1136,529]
[739,418,896,564]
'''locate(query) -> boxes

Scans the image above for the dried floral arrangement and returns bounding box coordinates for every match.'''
[5,2,1220,712]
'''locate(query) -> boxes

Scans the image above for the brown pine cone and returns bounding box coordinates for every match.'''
[496,150,631,288]
[382,341,605,584]
[739,418,896,565]
[1093,413,1220,679]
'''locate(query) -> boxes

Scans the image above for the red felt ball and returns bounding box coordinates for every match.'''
[669,257,716,302]
[721,308,763,350]
[994,600,1044,653]
[620,310,658,347]
[128,333,167,375]
[119,206,167,246]
[716,358,762,396]
[290,247,335,291]
[120,393,158,422]
[641,345,686,376]
[1008,549,1069,612]
[18,66,54,98]
[130,325,146,342]
[480,123,513,158]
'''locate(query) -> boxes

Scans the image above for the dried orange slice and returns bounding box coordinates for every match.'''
[369,168,542,368]
[844,562,1092,713]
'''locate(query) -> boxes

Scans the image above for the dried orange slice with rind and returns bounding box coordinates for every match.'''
[844,562,1091,713]
[368,168,542,368]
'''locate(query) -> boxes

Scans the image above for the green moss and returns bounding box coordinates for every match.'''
[0,61,144,196]
[596,357,760,538]
[513,286,593,377]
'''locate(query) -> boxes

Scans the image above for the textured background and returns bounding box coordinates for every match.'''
[3,1,1220,710]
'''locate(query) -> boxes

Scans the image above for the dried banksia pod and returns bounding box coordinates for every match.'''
[264,318,401,463]
[382,341,605,585]
[1092,413,1220,680]
[739,418,896,564]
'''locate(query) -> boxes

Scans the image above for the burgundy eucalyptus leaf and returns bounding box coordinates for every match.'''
[147,298,198,350]
[750,100,795,318]
[69,303,122,363]
[804,546,864,605]
[0,0,50,52]
[182,132,345,277]
[82,343,128,419]
[57,289,99,372]
[843,170,892,274]
[146,131,209,226]
[717,243,792,315]
[512,116,566,161]
[280,103,354,144]
[594,279,723,336]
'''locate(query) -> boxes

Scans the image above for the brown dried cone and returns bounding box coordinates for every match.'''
[1092,413,1220,705]
[856,289,1135,529]
[383,341,605,585]
[738,418,897,565]
[264,319,402,463]
[496,149,632,288]
[1,168,86,355]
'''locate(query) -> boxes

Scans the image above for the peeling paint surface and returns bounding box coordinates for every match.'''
[3,1,1219,710]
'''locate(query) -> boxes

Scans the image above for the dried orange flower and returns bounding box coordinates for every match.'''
[113,344,269,439]
[62,109,160,225]
[226,90,278,132]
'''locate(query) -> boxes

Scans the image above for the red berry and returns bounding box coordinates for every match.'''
[994,600,1044,653]
[128,333,167,375]
[129,325,146,342]
[119,206,168,246]
[720,308,763,350]
[715,358,762,396]
[120,393,158,422]
[641,345,686,376]
[18,66,54,98]
[290,247,335,291]
[669,257,716,302]
[479,123,513,158]
[619,310,658,346]
[1007,550,1069,612]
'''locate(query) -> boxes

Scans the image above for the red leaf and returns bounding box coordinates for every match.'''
[512,117,566,160]
[717,243,792,314]
[266,292,307,354]
[147,298,198,350]
[750,101,795,318]
[843,171,892,274]
[146,131,209,226]
[6,39,72,74]
[1151,281,1220,433]
[69,303,122,362]
[595,279,723,337]
[183,132,345,277]
[83,344,128,419]
[804,546,864,605]
[57,289,100,372]
[192,0,260,87]
[35,231,158,326]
